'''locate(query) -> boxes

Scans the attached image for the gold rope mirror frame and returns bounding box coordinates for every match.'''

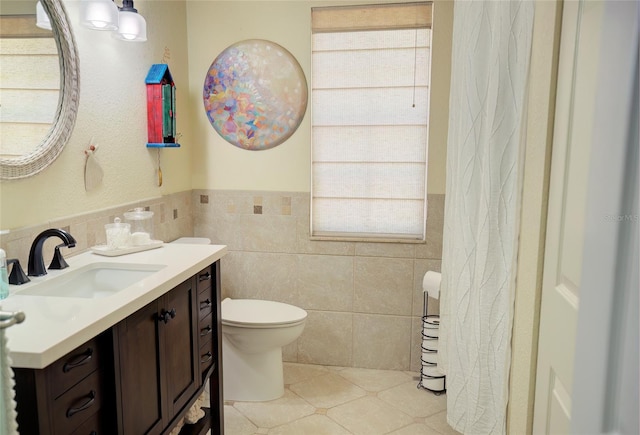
[0,0,80,180]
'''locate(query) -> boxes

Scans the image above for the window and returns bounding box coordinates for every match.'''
[311,2,433,241]
[0,15,59,158]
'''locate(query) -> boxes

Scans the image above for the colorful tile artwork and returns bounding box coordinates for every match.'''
[203,39,308,151]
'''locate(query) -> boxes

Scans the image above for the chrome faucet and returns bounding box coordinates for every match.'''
[27,228,77,277]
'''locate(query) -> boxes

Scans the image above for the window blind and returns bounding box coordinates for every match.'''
[311,2,433,240]
[312,2,432,33]
[0,15,58,158]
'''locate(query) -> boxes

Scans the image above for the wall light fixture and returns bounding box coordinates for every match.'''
[80,0,147,42]
[35,1,52,30]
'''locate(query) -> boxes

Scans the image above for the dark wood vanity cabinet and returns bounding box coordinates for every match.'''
[113,276,199,434]
[13,261,224,435]
[180,262,224,435]
[14,331,116,434]
[196,261,224,434]
[197,265,215,380]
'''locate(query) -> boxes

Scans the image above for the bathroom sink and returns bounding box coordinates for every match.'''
[17,262,166,299]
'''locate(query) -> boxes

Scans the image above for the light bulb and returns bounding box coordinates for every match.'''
[113,10,147,42]
[36,1,52,30]
[80,0,119,31]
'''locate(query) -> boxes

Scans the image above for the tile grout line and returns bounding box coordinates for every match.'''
[225,363,455,434]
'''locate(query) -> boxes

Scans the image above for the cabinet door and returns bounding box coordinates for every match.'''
[114,299,165,435]
[161,277,199,419]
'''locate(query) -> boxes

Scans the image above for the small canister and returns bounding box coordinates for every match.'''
[105,217,131,250]
[124,207,154,245]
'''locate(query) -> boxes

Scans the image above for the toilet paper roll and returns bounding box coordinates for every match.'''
[422,271,442,300]
[422,336,439,352]
[421,365,446,392]
[422,316,439,338]
[421,348,438,365]
[131,232,151,246]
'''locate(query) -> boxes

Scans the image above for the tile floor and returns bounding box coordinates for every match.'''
[222,363,460,435]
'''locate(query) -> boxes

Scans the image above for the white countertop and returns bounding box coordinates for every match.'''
[0,243,227,369]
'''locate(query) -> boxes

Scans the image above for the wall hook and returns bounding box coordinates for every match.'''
[84,138,104,191]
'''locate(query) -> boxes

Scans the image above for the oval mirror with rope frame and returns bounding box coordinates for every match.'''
[0,0,79,180]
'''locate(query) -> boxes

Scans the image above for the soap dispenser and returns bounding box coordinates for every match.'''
[0,248,9,300]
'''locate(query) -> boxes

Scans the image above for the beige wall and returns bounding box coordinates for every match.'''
[0,0,192,231]
[0,191,194,271]
[186,0,451,194]
[1,0,451,227]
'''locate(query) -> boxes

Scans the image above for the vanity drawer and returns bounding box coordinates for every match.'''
[70,408,111,435]
[199,340,214,378]
[52,370,105,434]
[199,312,214,343]
[196,265,213,294]
[49,334,107,399]
[198,285,213,320]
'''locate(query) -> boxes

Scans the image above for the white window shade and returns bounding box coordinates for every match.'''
[311,3,433,33]
[0,30,59,158]
[311,3,433,241]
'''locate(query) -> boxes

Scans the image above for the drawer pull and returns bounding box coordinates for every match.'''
[201,351,213,364]
[66,390,96,418]
[63,348,93,373]
[198,271,211,282]
[200,299,212,310]
[200,325,212,337]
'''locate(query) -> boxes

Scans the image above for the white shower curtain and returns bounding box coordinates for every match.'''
[438,1,534,434]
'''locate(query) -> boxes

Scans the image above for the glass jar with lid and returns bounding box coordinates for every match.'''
[124,207,154,245]
[105,217,131,249]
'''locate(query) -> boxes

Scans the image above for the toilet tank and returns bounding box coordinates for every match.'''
[170,237,211,245]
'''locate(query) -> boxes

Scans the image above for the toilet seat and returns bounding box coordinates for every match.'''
[222,298,307,328]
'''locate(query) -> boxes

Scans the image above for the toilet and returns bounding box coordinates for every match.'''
[221,298,307,401]
[170,238,307,402]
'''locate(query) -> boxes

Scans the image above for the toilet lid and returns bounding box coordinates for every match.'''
[222,298,307,326]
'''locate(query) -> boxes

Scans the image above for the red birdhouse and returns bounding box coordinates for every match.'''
[145,64,180,147]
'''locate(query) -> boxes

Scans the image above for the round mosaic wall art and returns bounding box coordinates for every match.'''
[203,39,308,151]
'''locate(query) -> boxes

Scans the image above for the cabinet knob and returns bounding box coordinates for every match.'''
[200,299,212,310]
[200,325,212,337]
[159,308,177,324]
[198,271,211,282]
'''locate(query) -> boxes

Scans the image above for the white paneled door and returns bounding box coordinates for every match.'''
[532,0,603,432]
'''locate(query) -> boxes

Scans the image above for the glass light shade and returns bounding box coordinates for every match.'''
[80,0,119,30]
[112,10,147,41]
[35,1,52,30]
